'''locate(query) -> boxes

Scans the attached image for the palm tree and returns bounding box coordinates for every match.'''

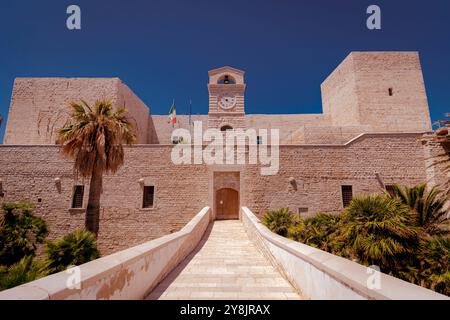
[339,195,422,272]
[295,213,342,254]
[0,256,50,290]
[45,229,100,273]
[389,184,449,235]
[417,236,450,295]
[58,100,136,236]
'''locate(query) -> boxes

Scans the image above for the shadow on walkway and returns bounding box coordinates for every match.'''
[146,222,214,299]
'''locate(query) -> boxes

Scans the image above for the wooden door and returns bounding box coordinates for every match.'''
[216,188,239,220]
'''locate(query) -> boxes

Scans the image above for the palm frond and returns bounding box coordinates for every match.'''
[57,99,137,177]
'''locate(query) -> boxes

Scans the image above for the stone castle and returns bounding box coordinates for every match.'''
[0,52,446,254]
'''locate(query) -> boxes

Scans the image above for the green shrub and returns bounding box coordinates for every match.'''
[0,256,50,290]
[0,202,49,266]
[339,195,422,272]
[268,192,450,296]
[296,213,343,254]
[389,184,449,235]
[45,229,100,273]
[287,223,305,242]
[262,208,298,237]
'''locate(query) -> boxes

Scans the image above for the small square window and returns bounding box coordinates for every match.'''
[143,186,155,208]
[72,185,84,209]
[341,185,353,208]
[298,207,308,215]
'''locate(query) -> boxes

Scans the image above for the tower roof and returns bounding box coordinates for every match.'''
[208,66,245,76]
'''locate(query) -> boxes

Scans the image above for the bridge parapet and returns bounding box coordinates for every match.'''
[241,207,448,300]
[0,207,211,300]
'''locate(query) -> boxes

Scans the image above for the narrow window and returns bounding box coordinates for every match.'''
[143,186,155,208]
[385,184,395,197]
[341,185,353,208]
[72,185,84,208]
[257,136,262,145]
[388,88,393,96]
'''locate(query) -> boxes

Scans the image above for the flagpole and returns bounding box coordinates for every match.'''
[189,98,192,126]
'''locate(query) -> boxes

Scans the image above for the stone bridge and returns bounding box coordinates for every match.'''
[0,207,447,300]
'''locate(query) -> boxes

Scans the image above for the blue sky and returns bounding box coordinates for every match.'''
[0,0,449,142]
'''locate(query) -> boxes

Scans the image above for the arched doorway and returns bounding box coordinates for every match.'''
[215,188,239,220]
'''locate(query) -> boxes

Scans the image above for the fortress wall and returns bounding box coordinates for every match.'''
[0,145,209,255]
[0,133,433,255]
[3,78,150,145]
[242,133,427,217]
[151,115,208,144]
[246,114,329,143]
[300,125,372,144]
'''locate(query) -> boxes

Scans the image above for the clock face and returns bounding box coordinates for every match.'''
[218,95,237,110]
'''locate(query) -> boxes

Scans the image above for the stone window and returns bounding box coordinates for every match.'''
[388,88,393,96]
[341,185,353,208]
[385,184,395,197]
[143,186,155,208]
[72,185,84,209]
[257,136,262,145]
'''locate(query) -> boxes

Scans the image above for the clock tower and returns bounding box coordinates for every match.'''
[207,66,246,130]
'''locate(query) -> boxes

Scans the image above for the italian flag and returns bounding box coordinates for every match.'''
[168,100,177,125]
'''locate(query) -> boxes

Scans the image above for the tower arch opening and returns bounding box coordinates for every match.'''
[217,74,236,84]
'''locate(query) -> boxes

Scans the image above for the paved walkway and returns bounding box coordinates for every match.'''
[146,220,302,300]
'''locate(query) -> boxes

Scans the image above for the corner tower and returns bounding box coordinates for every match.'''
[321,52,432,132]
[207,66,246,130]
